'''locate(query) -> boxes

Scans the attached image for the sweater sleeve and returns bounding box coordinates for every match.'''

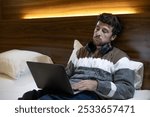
[65,48,82,78]
[96,57,135,100]
[65,61,75,78]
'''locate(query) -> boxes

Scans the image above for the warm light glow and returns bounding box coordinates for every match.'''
[22,2,139,19]
[23,9,138,19]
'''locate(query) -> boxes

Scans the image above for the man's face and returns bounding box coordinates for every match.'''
[93,21,115,47]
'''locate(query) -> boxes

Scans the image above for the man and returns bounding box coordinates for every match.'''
[19,13,135,100]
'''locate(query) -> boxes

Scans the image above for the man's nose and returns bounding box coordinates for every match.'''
[96,30,102,36]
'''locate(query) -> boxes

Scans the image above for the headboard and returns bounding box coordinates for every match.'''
[0,13,149,89]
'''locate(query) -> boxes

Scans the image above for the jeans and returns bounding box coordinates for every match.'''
[39,91,98,100]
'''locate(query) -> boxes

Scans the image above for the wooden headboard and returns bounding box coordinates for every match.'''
[0,13,149,89]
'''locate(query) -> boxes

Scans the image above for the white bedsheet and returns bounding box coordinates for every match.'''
[129,90,150,100]
[0,73,150,100]
[0,73,38,100]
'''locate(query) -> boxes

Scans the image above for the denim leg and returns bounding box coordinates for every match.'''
[39,91,98,100]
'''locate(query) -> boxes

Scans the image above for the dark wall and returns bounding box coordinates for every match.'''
[0,14,149,89]
[0,0,2,19]
[0,16,96,64]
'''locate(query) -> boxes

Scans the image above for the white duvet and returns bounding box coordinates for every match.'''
[0,73,149,100]
[0,73,38,100]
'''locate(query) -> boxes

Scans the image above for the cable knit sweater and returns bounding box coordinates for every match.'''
[66,45,135,100]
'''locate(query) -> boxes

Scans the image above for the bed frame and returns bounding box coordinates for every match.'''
[0,13,149,89]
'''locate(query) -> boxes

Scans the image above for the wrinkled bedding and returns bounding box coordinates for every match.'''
[0,73,38,100]
[0,73,149,100]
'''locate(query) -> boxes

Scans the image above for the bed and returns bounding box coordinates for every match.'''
[0,72,37,100]
[0,13,149,100]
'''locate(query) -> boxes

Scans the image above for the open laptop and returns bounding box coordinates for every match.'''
[27,61,77,95]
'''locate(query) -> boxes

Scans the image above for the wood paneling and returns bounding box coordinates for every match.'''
[1,0,150,19]
[116,14,150,89]
[0,14,149,89]
[0,0,2,19]
[0,16,96,64]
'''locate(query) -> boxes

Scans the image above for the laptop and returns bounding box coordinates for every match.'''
[27,61,78,95]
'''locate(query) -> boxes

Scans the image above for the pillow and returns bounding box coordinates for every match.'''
[129,60,144,89]
[68,40,83,64]
[68,40,144,89]
[0,49,53,79]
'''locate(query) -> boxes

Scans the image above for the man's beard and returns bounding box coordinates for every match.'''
[93,37,103,46]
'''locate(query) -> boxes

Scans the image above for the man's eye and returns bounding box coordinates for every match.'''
[95,26,100,30]
[96,28,100,31]
[102,29,108,33]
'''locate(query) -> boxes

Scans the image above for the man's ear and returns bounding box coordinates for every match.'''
[110,35,117,41]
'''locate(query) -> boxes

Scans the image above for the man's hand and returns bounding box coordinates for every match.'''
[72,80,98,91]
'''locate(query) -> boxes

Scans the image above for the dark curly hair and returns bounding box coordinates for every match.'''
[97,13,122,36]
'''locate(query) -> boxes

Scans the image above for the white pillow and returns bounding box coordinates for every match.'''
[129,60,144,89]
[68,40,83,64]
[0,49,53,79]
[68,40,144,89]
